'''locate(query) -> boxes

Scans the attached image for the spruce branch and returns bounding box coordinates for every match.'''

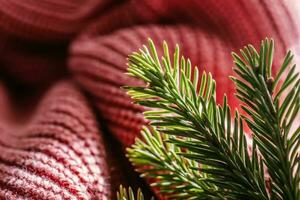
[231,38,300,200]
[125,39,273,199]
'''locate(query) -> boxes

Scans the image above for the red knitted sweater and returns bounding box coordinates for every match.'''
[0,0,299,199]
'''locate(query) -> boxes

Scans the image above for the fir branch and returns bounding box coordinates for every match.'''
[231,38,300,200]
[126,39,270,199]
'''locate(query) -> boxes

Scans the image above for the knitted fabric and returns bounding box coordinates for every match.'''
[0,0,114,41]
[0,0,299,199]
[0,81,110,199]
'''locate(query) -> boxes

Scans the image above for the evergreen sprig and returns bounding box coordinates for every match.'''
[231,39,300,199]
[124,38,300,199]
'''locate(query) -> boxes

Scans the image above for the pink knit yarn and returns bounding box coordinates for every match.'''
[0,0,299,199]
[0,0,113,41]
[0,81,111,199]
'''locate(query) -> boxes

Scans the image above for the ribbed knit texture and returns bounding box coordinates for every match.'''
[0,81,111,199]
[0,0,114,41]
[0,0,299,199]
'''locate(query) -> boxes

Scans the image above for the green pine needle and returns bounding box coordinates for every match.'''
[124,38,300,200]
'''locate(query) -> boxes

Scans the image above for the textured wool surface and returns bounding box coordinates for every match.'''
[0,0,299,199]
[0,81,111,199]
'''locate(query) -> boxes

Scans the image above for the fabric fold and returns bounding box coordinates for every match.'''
[0,81,111,200]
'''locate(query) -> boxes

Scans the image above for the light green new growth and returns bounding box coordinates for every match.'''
[128,127,217,199]
[117,185,151,200]
[125,38,300,200]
